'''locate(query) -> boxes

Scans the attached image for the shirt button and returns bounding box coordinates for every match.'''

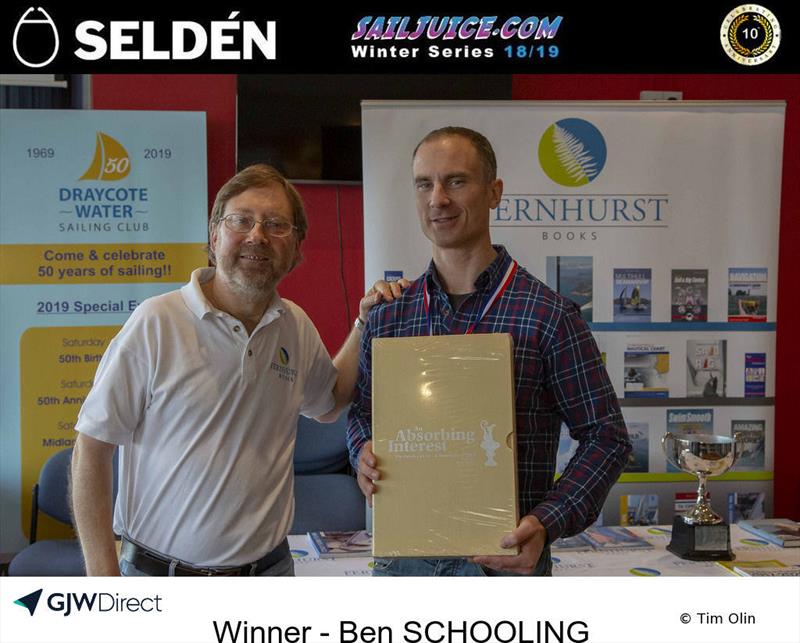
[248,349,253,357]
[233,325,241,332]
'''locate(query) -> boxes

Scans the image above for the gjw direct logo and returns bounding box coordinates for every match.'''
[538,118,607,187]
[14,588,163,617]
[11,6,276,67]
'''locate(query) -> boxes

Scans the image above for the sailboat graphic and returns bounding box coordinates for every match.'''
[79,132,131,181]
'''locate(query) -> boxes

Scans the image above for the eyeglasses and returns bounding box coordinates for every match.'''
[221,213,296,238]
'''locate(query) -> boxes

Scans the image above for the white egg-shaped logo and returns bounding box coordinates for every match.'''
[13,7,59,68]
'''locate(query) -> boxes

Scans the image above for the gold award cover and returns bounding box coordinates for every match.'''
[372,333,518,557]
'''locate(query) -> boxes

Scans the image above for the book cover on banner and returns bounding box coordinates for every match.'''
[619,494,659,526]
[727,492,765,523]
[613,268,652,322]
[671,269,708,322]
[728,267,768,322]
[739,519,800,548]
[624,344,669,397]
[371,333,518,557]
[686,339,726,398]
[308,530,372,558]
[744,352,767,397]
[546,256,593,322]
[666,409,713,472]
[731,419,765,471]
[624,422,649,472]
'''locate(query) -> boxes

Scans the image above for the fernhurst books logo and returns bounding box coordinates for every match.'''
[271,347,297,382]
[80,132,132,181]
[14,589,43,616]
[12,7,59,68]
[538,118,607,187]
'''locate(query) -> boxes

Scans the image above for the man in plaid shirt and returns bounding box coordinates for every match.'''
[347,126,631,576]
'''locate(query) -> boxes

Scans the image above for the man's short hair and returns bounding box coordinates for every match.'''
[412,126,497,182]
[208,164,307,265]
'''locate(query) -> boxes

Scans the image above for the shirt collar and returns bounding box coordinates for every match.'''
[181,267,285,322]
[424,245,512,294]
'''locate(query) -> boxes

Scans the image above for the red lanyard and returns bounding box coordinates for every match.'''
[423,260,517,335]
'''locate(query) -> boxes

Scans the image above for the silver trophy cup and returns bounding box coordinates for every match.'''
[662,432,741,560]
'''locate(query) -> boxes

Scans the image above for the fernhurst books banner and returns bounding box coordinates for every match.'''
[361,101,782,516]
[0,110,207,553]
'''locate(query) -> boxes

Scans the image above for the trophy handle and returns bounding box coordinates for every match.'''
[661,431,679,469]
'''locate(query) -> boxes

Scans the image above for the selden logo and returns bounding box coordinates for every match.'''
[14,589,163,617]
[12,7,59,68]
[14,589,43,616]
[538,118,607,187]
[11,8,276,67]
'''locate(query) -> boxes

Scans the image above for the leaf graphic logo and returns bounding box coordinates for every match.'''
[80,132,132,181]
[538,118,607,187]
[279,347,290,366]
[13,8,59,68]
[14,589,43,616]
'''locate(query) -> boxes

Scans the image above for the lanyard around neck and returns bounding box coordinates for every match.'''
[423,260,517,336]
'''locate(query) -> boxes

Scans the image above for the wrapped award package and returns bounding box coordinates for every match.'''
[371,333,519,557]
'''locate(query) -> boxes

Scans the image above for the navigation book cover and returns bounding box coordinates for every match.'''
[728,267,767,322]
[731,419,765,471]
[686,339,726,398]
[371,333,519,557]
[624,344,669,397]
[613,268,651,322]
[624,422,649,473]
[546,256,593,322]
[671,269,708,322]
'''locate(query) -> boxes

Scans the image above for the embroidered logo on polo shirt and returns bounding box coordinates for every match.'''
[271,346,297,383]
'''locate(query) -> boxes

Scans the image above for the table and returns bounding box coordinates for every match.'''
[287,525,800,577]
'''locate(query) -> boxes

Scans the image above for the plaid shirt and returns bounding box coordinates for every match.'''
[347,246,631,543]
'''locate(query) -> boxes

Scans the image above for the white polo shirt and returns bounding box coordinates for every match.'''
[76,268,336,566]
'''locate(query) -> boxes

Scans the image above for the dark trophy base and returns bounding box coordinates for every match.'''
[667,515,734,561]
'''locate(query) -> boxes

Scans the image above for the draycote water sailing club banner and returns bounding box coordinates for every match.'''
[0,110,207,553]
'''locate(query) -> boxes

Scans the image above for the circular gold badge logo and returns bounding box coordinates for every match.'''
[721,5,781,65]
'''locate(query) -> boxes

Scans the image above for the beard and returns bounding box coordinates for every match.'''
[216,250,289,302]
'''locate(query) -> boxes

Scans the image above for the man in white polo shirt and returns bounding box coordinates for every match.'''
[71,164,388,576]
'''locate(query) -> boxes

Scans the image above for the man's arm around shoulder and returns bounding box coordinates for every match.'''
[71,433,120,576]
